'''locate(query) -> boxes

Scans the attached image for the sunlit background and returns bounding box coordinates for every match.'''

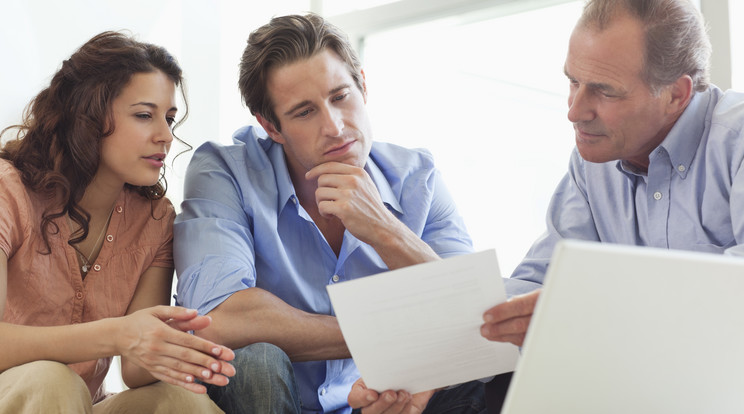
[1,0,741,393]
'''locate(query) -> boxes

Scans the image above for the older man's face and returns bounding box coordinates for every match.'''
[564,12,680,171]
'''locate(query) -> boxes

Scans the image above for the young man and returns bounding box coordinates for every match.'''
[174,13,485,414]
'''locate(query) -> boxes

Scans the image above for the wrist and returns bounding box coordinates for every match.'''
[107,315,128,356]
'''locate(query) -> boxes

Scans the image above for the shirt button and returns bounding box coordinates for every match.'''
[106,235,114,242]
[677,165,686,172]
[331,275,340,283]
[291,196,297,205]
[116,205,123,213]
[320,388,327,396]
[93,264,102,272]
[653,191,663,200]
[75,291,84,300]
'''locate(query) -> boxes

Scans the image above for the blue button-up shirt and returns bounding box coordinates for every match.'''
[508,86,744,294]
[174,126,473,413]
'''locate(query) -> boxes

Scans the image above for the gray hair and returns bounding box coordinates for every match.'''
[579,0,711,93]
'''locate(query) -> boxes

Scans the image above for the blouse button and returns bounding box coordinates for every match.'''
[75,291,84,300]
[106,235,114,242]
[93,264,101,272]
[116,205,123,213]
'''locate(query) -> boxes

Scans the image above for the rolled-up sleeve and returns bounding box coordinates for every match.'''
[174,143,257,315]
[508,149,600,295]
[421,168,474,258]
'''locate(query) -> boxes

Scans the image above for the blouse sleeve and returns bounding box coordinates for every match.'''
[0,160,30,259]
[149,197,176,269]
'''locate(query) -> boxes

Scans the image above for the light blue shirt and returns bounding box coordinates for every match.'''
[508,86,744,294]
[174,126,473,413]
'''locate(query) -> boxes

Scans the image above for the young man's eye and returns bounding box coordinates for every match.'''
[296,108,312,118]
[332,93,349,102]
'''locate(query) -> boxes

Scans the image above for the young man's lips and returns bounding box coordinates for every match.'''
[324,141,354,156]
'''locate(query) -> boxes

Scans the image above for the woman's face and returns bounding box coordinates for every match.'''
[96,70,177,189]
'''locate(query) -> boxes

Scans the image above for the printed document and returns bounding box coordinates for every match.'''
[327,250,519,394]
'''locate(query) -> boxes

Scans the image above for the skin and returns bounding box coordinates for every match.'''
[195,49,441,410]
[0,70,235,395]
[480,11,693,351]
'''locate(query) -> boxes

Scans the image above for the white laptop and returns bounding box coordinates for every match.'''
[501,240,744,414]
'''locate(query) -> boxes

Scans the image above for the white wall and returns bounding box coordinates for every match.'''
[1,0,312,212]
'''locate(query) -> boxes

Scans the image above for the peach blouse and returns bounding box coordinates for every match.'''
[0,159,175,402]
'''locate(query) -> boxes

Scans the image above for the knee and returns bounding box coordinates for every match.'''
[229,342,297,391]
[13,360,88,394]
[0,361,91,413]
[209,344,299,413]
[233,342,292,373]
[94,382,221,414]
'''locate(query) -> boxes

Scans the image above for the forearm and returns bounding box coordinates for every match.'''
[0,318,120,372]
[369,219,441,271]
[197,288,350,362]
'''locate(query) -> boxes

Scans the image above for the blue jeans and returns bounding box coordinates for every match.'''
[351,380,486,414]
[205,343,301,414]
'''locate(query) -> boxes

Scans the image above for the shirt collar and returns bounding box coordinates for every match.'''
[616,87,713,179]
[654,88,712,179]
[266,140,298,209]
[365,157,403,215]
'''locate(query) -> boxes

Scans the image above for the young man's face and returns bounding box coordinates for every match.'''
[564,12,680,171]
[259,49,373,180]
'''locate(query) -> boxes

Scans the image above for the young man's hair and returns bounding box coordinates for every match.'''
[238,13,364,131]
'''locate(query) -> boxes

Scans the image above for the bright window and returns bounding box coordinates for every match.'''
[362,1,583,276]
[322,0,401,15]
[731,0,744,90]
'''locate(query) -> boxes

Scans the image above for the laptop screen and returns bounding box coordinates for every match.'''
[501,240,744,414]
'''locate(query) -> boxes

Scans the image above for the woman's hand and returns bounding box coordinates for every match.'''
[116,306,236,393]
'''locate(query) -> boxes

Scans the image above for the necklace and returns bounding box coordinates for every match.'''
[67,205,115,274]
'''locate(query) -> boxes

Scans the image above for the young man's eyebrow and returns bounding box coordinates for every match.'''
[284,100,312,116]
[282,84,353,116]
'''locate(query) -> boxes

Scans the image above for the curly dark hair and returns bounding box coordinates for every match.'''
[0,31,189,252]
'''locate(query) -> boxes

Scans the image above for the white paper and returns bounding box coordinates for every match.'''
[327,250,519,394]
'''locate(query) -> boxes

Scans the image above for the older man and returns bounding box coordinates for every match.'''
[482,0,744,351]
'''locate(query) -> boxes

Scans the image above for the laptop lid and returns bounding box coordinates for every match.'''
[501,239,744,414]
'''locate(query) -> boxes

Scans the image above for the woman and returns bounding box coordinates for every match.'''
[0,31,234,413]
